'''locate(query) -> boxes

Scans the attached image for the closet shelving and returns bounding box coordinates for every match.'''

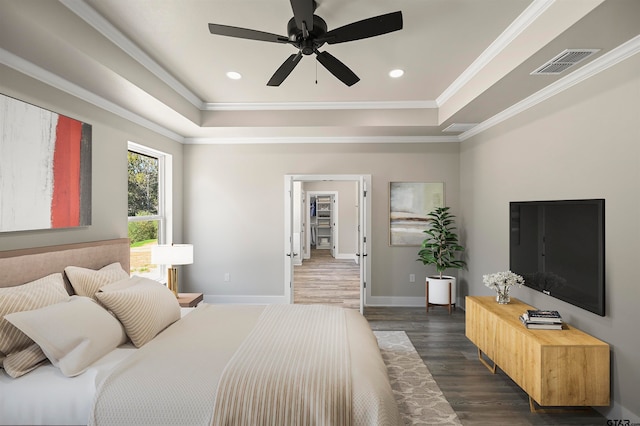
[315,196,332,250]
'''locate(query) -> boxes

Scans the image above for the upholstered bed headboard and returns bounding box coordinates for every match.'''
[0,238,130,289]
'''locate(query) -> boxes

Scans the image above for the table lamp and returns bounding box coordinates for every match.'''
[151,244,193,297]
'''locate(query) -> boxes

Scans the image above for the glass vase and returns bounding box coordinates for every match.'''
[496,286,510,304]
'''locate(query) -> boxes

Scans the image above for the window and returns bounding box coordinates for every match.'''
[127,142,171,279]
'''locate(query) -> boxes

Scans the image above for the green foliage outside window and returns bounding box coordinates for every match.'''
[128,214,158,245]
[128,149,161,274]
[128,151,158,217]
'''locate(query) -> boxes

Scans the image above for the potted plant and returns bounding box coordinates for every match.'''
[417,207,466,311]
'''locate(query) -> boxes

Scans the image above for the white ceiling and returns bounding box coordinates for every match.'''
[1,0,639,143]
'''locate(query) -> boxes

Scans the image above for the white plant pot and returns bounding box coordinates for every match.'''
[426,276,457,306]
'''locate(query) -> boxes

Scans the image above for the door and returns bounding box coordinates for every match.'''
[300,189,307,260]
[330,195,336,258]
[358,177,367,313]
[283,176,294,303]
[292,182,303,266]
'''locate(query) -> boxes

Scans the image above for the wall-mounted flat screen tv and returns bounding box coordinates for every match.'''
[509,199,605,316]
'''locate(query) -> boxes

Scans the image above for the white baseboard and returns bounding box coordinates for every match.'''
[600,401,640,424]
[335,252,358,262]
[366,296,426,307]
[203,294,288,305]
[298,252,357,262]
[204,294,431,308]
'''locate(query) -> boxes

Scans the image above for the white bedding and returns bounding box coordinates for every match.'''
[1,306,398,425]
[0,345,136,425]
[0,308,194,425]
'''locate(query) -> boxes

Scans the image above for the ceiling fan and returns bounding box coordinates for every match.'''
[208,0,403,87]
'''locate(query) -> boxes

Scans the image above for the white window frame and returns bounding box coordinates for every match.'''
[127,142,173,279]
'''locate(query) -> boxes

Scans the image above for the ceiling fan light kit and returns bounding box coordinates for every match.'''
[208,0,403,87]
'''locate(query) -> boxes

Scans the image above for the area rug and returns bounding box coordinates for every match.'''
[374,331,462,426]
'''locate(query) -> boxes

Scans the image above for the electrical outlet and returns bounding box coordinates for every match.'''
[224,273,230,282]
[409,274,416,283]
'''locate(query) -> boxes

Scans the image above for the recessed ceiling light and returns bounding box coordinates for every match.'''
[389,69,404,78]
[226,71,242,80]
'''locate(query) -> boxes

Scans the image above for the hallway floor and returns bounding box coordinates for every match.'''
[293,248,360,309]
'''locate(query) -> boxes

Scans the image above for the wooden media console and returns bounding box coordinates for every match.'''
[465,296,610,411]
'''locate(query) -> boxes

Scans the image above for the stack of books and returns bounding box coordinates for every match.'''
[519,309,563,330]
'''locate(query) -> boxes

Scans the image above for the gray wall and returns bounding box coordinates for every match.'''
[0,65,184,251]
[459,54,640,421]
[182,143,460,305]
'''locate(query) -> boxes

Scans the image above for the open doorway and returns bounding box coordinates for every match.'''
[284,175,370,313]
[304,190,339,260]
[296,186,358,309]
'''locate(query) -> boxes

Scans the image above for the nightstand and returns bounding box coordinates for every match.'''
[177,293,203,307]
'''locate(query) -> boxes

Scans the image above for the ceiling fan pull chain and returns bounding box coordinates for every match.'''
[315,58,318,84]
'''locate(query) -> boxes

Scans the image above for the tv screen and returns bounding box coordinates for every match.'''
[509,199,605,316]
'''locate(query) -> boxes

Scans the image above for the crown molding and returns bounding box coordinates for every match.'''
[184,135,460,145]
[203,100,438,111]
[459,34,640,141]
[59,0,205,109]
[1,45,445,145]
[6,2,635,146]
[436,0,555,107]
[5,27,637,146]
[0,47,185,143]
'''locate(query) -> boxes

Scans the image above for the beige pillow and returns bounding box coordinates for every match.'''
[0,273,69,376]
[65,262,129,300]
[5,296,127,377]
[97,277,180,347]
[2,343,48,378]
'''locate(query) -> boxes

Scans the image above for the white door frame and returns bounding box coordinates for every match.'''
[284,174,371,313]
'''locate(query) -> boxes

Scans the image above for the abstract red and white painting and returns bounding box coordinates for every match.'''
[0,94,92,232]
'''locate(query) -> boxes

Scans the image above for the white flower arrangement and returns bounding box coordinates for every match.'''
[483,271,525,291]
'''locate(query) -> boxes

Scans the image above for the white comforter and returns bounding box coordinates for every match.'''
[0,345,136,425]
[1,305,400,426]
[0,308,190,425]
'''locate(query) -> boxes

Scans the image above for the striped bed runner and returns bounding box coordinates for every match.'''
[211,304,351,426]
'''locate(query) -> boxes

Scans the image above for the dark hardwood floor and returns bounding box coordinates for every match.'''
[364,306,608,426]
[293,251,608,425]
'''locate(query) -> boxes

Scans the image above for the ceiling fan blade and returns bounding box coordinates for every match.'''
[208,23,289,44]
[290,0,315,36]
[267,52,303,86]
[317,11,403,45]
[315,51,359,87]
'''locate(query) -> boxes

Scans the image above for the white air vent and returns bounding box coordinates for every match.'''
[531,49,600,75]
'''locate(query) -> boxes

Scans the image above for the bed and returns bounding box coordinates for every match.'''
[0,239,400,425]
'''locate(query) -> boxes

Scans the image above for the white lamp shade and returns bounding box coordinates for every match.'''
[151,244,193,266]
